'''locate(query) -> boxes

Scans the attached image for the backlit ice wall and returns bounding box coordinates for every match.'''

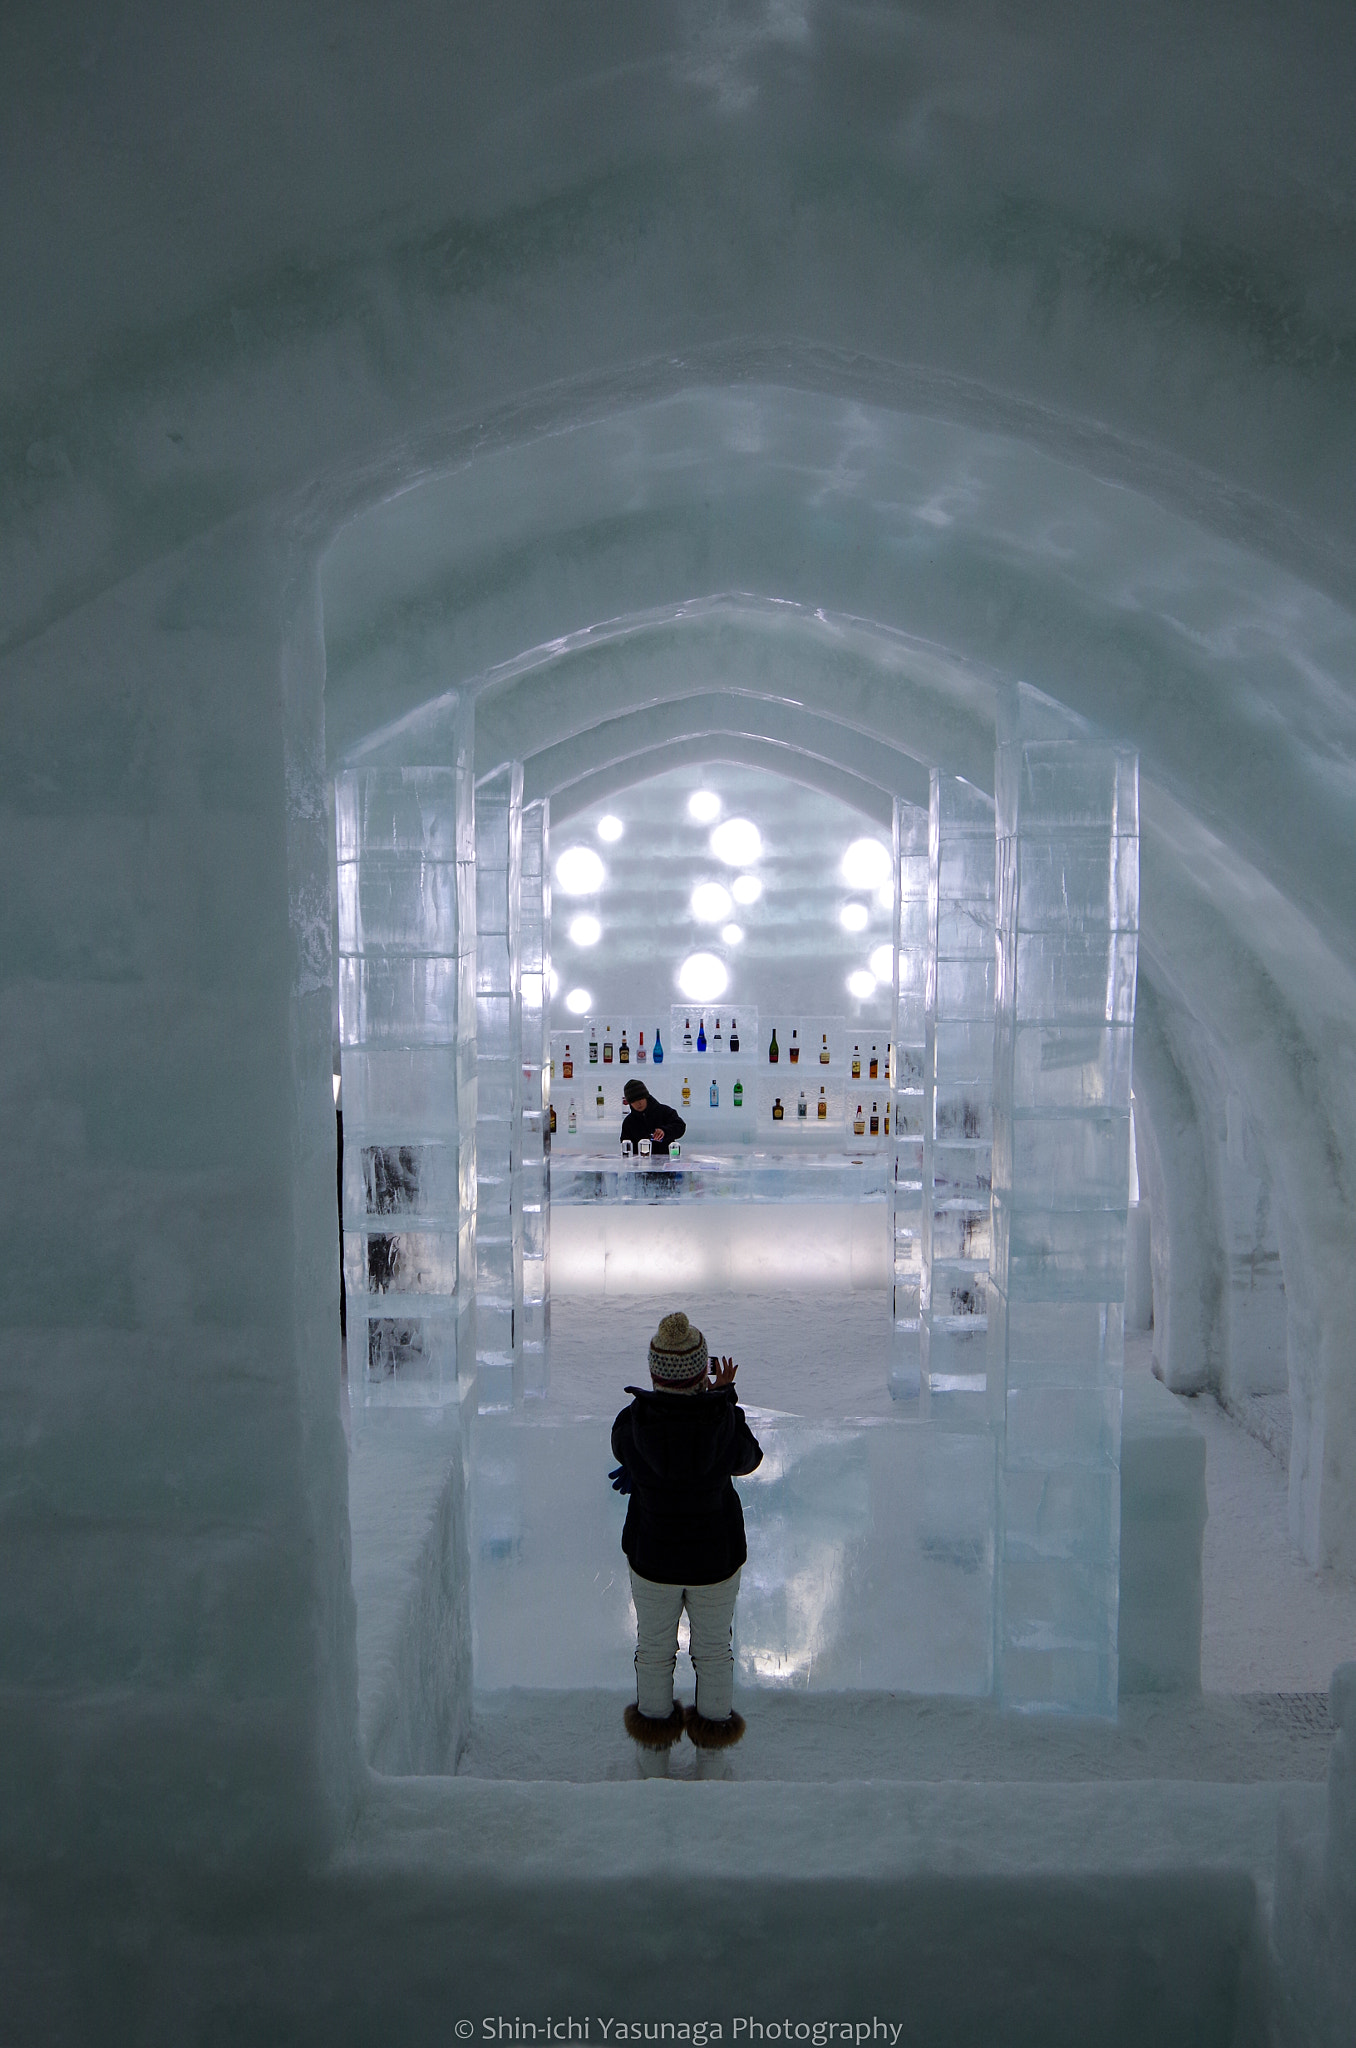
[548,764,896,1038]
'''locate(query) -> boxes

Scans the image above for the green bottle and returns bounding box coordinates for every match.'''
[732,1079,743,1109]
[768,1025,779,1063]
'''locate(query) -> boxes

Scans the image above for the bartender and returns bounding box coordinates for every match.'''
[620,1077,686,1156]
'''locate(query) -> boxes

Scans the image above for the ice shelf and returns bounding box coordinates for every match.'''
[474,763,523,1411]
[922,771,996,1416]
[989,688,1139,1715]
[889,800,929,1398]
[337,749,477,1408]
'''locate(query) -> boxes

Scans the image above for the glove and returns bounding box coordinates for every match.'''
[608,1464,631,1495]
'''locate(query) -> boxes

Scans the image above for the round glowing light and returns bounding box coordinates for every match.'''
[722,923,744,946]
[677,952,729,1003]
[710,817,762,866]
[841,837,892,891]
[690,881,733,924]
[847,969,877,1001]
[555,845,605,895]
[731,873,763,906]
[839,901,869,933]
[869,943,897,984]
[688,790,722,824]
[565,987,592,1015]
[596,814,624,843]
[568,913,601,947]
[875,880,895,912]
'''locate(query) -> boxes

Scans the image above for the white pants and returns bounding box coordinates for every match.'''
[629,1566,742,1721]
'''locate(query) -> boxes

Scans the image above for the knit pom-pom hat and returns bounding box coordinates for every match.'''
[648,1311,709,1386]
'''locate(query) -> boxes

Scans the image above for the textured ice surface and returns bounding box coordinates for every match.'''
[989,702,1139,1714]
[339,765,476,1407]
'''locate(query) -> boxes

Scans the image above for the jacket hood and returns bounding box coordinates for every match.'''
[620,1385,743,1487]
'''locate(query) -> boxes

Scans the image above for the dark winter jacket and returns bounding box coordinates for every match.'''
[610,1384,763,1584]
[619,1095,686,1155]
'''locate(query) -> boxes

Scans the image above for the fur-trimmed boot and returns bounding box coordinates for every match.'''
[624,1702,686,1749]
[684,1704,746,1748]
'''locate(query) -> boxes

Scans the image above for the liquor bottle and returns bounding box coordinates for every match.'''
[729,1017,740,1053]
[852,1045,861,1080]
[869,1100,879,1136]
[820,1033,830,1065]
[732,1079,743,1109]
[772,1096,784,1121]
[681,1076,691,1106]
[562,1043,573,1080]
[869,1046,878,1080]
[709,1076,719,1109]
[588,1026,598,1065]
[769,1025,779,1063]
[797,1089,807,1119]
[789,1029,799,1065]
[653,1028,664,1064]
[697,1018,707,1052]
[885,1042,893,1087]
[884,1101,890,1135]
[549,1102,557,1135]
[597,1085,606,1119]
[619,1029,630,1065]
[713,1016,723,1050]
[568,1100,577,1134]
[683,1017,693,1050]
[854,1102,865,1136]
[603,1026,614,1064]
[637,1031,646,1064]
[817,1086,827,1120]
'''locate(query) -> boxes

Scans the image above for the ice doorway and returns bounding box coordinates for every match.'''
[473,760,997,1702]
[336,706,1142,1768]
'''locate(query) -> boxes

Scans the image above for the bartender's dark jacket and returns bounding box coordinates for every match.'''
[619,1094,686,1155]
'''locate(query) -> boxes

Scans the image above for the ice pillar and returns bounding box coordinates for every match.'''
[336,758,476,1405]
[922,773,996,1415]
[518,799,551,1400]
[989,693,1139,1714]
[889,800,929,1399]
[474,763,523,1411]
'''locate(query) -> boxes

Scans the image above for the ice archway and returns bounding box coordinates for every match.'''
[4,8,1356,2025]
[325,385,1356,1572]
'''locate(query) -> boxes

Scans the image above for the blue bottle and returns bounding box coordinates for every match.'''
[709,1076,719,1108]
[652,1027,664,1065]
[697,1017,707,1052]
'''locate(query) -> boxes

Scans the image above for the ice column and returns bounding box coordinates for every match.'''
[922,773,996,1415]
[989,695,1139,1714]
[474,763,523,1412]
[518,799,551,1400]
[889,800,929,1399]
[336,761,476,1404]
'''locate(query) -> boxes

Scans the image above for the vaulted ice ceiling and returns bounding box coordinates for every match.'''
[4,1,1356,1566]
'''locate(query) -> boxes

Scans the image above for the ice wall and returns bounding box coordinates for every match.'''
[989,693,1139,1715]
[473,764,523,1410]
[337,763,476,1405]
[519,799,551,1398]
[889,802,929,1399]
[922,773,996,1414]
